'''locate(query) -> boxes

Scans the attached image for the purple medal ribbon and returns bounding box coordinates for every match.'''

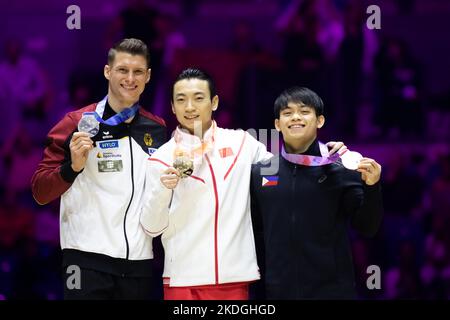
[281,141,340,166]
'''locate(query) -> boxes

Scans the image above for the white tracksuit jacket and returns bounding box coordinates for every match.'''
[140,122,272,287]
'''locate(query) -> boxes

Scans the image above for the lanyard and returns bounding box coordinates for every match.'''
[173,121,216,160]
[89,96,140,126]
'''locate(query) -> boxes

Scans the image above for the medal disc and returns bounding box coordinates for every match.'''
[78,112,99,137]
[173,156,194,178]
[341,151,363,170]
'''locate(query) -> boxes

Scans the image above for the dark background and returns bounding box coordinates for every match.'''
[0,0,449,299]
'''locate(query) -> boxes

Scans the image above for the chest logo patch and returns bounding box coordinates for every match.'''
[219,147,234,158]
[98,140,119,149]
[262,176,278,187]
[144,133,153,146]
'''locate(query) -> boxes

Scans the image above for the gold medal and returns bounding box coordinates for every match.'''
[173,151,194,178]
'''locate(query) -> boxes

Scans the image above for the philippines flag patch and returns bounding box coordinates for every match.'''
[262,176,278,187]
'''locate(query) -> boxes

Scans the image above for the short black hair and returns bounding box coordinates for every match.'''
[274,86,324,119]
[172,68,217,101]
[108,38,150,68]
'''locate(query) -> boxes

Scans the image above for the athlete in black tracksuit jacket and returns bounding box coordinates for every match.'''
[250,87,383,299]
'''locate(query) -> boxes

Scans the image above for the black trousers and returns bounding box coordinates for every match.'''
[62,267,153,300]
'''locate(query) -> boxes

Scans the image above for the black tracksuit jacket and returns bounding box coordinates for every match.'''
[250,140,383,299]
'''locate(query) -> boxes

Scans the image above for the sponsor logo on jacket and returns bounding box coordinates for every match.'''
[98,140,119,149]
[148,148,157,156]
[102,131,113,139]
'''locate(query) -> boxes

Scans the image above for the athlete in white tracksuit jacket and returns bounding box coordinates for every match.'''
[139,68,274,300]
[141,121,272,289]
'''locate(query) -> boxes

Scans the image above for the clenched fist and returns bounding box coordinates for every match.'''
[70,132,94,172]
[357,158,382,186]
[160,167,181,189]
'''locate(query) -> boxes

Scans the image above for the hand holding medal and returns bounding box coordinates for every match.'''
[160,167,181,189]
[339,149,381,185]
[355,157,382,186]
[281,142,381,185]
[71,112,99,172]
[69,131,94,173]
[159,151,194,190]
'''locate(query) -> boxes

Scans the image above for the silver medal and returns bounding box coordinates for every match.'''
[78,112,99,137]
[341,151,363,170]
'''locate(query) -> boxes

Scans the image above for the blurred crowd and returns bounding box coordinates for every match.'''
[0,0,449,299]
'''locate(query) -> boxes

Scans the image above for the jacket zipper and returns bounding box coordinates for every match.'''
[291,165,297,224]
[205,154,219,284]
[291,164,301,297]
[123,133,134,260]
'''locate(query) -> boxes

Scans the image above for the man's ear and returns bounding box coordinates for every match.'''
[171,102,176,115]
[212,95,219,111]
[317,115,325,129]
[274,119,281,132]
[146,68,151,83]
[104,65,111,80]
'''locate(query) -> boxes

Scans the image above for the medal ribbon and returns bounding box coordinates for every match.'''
[173,121,216,160]
[83,96,140,126]
[281,141,340,166]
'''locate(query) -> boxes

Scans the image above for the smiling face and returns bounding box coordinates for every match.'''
[104,52,150,111]
[275,102,324,152]
[171,78,218,137]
